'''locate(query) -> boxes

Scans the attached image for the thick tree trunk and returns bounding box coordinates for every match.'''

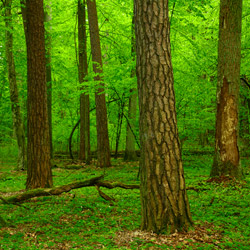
[26,0,52,189]
[135,0,192,233]
[78,0,91,164]
[5,0,26,170]
[211,0,243,179]
[45,2,53,159]
[87,0,111,167]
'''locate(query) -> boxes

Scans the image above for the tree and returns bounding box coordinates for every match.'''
[114,97,125,159]
[78,0,91,164]
[26,0,52,189]
[4,0,26,170]
[87,0,111,167]
[135,0,192,233]
[211,0,243,179]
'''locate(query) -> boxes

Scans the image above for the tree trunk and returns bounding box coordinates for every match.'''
[115,101,124,159]
[211,0,243,179]
[78,0,91,164]
[87,0,111,168]
[26,0,52,189]
[135,0,192,233]
[45,2,53,159]
[5,0,26,170]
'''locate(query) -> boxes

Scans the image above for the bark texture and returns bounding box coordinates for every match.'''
[5,0,26,170]
[78,0,91,164]
[87,0,111,167]
[135,0,192,233]
[26,0,52,189]
[211,0,243,179]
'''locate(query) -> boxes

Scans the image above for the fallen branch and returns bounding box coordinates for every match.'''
[95,185,115,204]
[1,178,213,205]
[0,196,30,209]
[1,175,104,204]
[96,181,139,190]
[95,181,139,205]
[0,176,141,204]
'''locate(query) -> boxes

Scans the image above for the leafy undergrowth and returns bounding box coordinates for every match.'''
[0,154,250,249]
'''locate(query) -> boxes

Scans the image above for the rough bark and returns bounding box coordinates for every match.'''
[87,0,111,167]
[135,0,192,233]
[78,0,91,164]
[211,0,243,179]
[26,0,52,189]
[45,2,53,159]
[5,0,26,170]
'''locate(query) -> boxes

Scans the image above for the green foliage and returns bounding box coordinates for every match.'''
[1,0,249,154]
[0,0,250,247]
[0,156,250,249]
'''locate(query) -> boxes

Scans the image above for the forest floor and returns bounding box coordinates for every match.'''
[0,151,250,249]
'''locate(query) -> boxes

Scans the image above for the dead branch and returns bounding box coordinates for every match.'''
[0,196,30,209]
[1,175,104,204]
[95,185,115,204]
[96,181,140,189]
[95,181,140,204]
[0,176,141,204]
[1,177,214,205]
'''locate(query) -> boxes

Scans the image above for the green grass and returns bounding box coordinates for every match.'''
[0,143,18,167]
[0,152,250,249]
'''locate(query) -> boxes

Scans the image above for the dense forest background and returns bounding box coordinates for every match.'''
[0,0,250,249]
[0,0,249,157]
